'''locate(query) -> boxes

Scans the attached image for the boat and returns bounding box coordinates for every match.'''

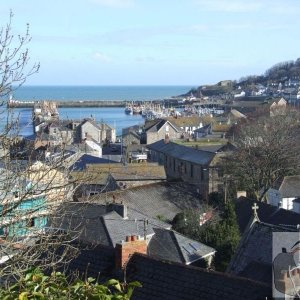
[125,106,133,115]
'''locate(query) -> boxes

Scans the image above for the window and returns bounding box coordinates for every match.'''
[165,125,169,132]
[27,218,35,227]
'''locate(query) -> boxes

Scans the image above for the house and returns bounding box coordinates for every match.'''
[46,122,73,145]
[86,163,167,190]
[78,119,116,144]
[147,140,228,198]
[193,123,212,138]
[227,214,296,287]
[0,172,47,237]
[71,162,167,198]
[148,228,215,266]
[90,182,202,222]
[122,125,142,147]
[266,175,300,212]
[53,202,216,278]
[270,97,287,117]
[0,160,70,237]
[227,109,247,125]
[126,253,271,300]
[234,196,300,234]
[142,119,181,144]
[166,116,209,137]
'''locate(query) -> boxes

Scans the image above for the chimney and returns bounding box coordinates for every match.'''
[107,203,128,219]
[115,235,147,269]
[164,134,169,144]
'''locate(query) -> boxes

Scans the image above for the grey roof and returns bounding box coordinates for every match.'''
[148,228,215,264]
[147,140,215,165]
[122,124,142,136]
[51,202,111,246]
[235,197,300,233]
[70,154,117,171]
[193,123,211,133]
[146,119,180,133]
[227,221,296,285]
[102,209,170,247]
[52,202,170,247]
[67,244,115,280]
[91,182,202,222]
[279,175,300,198]
[126,253,271,300]
[81,119,102,131]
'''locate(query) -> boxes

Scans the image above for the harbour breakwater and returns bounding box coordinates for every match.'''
[8,100,130,108]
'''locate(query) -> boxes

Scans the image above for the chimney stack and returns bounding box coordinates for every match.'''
[164,134,169,144]
[107,203,128,219]
[115,235,147,269]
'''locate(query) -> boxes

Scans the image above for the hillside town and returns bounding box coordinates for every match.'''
[1,3,300,296]
[1,62,300,298]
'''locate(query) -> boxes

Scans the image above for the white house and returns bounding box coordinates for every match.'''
[266,175,300,212]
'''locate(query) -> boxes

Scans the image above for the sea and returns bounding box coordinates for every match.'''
[6,85,194,136]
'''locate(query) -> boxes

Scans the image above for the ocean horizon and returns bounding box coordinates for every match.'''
[12,85,195,101]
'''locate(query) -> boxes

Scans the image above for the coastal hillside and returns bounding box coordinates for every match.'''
[184,57,300,97]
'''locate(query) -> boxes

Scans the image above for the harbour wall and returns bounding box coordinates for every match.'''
[9,100,127,108]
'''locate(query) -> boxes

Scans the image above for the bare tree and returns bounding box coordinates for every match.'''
[223,109,300,201]
[0,12,81,283]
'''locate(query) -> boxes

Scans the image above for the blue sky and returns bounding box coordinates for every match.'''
[1,0,300,86]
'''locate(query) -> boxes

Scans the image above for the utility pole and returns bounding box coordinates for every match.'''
[143,218,148,241]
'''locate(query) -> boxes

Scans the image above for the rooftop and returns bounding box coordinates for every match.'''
[126,253,271,300]
[147,140,215,165]
[52,202,170,247]
[148,228,215,264]
[279,175,300,198]
[227,220,296,285]
[90,182,202,222]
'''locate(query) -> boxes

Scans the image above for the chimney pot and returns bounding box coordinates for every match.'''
[126,236,130,242]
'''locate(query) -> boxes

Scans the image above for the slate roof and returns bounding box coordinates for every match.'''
[235,197,300,233]
[52,202,170,247]
[81,119,102,131]
[279,175,300,198]
[86,163,166,181]
[193,123,211,133]
[227,220,296,285]
[148,228,215,264]
[90,182,202,222]
[229,109,247,119]
[145,119,180,133]
[147,140,215,165]
[70,154,117,171]
[165,116,203,127]
[126,253,271,300]
[66,244,115,280]
[122,124,142,136]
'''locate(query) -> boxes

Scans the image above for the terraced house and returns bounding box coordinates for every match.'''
[147,140,234,199]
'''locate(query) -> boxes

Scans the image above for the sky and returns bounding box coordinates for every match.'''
[1,0,300,86]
